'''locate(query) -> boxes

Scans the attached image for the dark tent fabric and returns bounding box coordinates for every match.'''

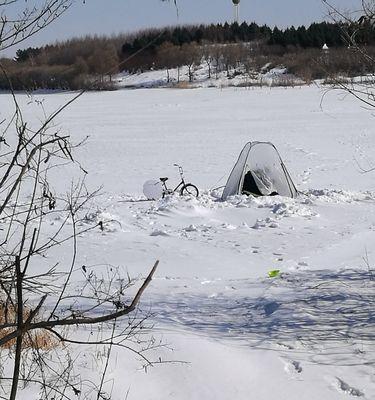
[242,171,262,196]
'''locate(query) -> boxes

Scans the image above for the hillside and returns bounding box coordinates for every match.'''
[1,21,375,91]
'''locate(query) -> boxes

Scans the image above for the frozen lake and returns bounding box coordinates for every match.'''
[1,85,375,399]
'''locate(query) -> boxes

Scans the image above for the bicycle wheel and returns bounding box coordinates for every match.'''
[180,183,199,197]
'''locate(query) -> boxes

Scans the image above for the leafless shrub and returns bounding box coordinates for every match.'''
[323,0,375,108]
[269,75,302,87]
[180,42,200,82]
[0,88,161,398]
[0,2,163,400]
[0,1,72,52]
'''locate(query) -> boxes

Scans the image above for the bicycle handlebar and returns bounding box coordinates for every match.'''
[174,163,184,177]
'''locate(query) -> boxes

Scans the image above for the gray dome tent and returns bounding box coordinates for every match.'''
[222,142,297,200]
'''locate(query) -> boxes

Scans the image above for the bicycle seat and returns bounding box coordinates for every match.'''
[160,177,168,182]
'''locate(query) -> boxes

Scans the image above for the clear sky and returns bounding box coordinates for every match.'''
[2,0,361,56]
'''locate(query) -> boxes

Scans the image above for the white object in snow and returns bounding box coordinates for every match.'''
[222,141,297,200]
[143,180,163,200]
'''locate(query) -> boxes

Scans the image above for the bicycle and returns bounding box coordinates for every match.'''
[160,164,199,197]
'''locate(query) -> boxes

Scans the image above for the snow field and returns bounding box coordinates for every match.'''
[1,85,375,399]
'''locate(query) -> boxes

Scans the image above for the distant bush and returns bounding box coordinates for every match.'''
[278,46,375,82]
[0,64,91,90]
[0,38,121,90]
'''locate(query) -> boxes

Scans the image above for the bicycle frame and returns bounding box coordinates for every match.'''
[161,164,186,194]
[171,180,185,192]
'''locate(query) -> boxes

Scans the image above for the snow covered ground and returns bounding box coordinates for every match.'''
[1,84,375,399]
[116,64,298,89]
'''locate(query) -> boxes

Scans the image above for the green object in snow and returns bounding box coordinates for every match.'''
[268,270,280,278]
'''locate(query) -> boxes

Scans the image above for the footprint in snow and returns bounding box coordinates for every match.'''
[298,261,309,267]
[183,224,198,232]
[252,220,266,229]
[301,168,312,183]
[276,342,294,350]
[150,229,169,237]
[221,223,237,230]
[291,361,302,373]
[263,301,280,316]
[252,218,278,229]
[334,378,364,397]
[283,359,303,375]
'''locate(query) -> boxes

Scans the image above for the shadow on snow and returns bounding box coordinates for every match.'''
[151,269,375,365]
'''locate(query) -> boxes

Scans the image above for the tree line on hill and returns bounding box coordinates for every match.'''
[120,21,375,54]
[0,21,374,90]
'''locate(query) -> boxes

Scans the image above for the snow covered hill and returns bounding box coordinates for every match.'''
[115,63,299,89]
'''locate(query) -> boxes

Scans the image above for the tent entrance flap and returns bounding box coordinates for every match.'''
[242,170,262,196]
[222,142,297,200]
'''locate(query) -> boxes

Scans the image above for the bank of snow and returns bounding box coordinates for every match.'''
[115,63,299,89]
